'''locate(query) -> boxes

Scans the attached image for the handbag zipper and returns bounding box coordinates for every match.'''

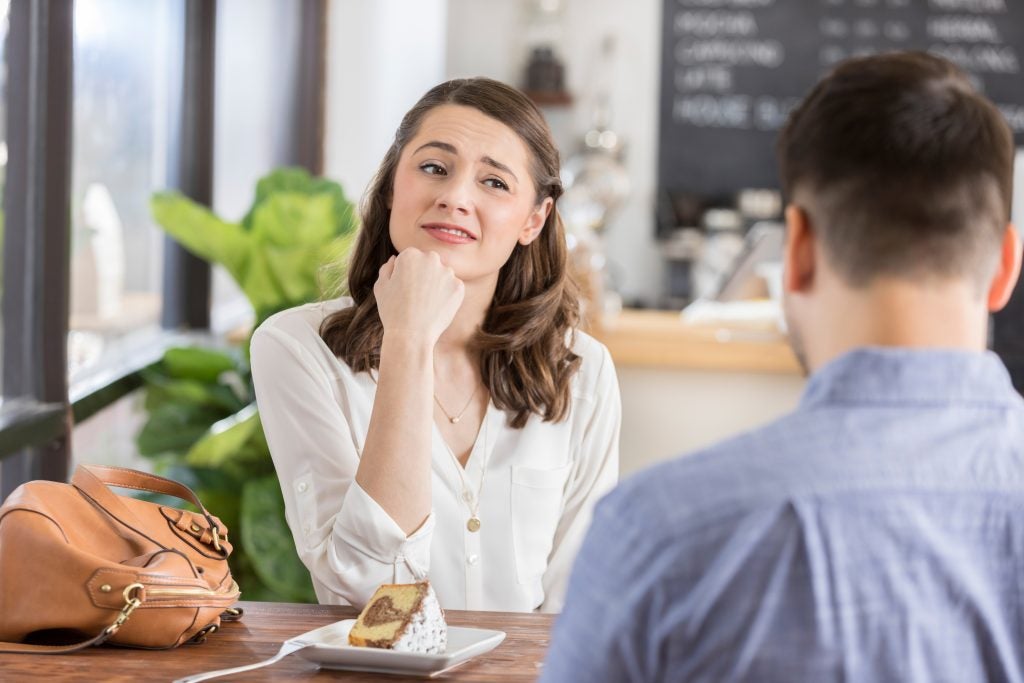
[145,581,240,599]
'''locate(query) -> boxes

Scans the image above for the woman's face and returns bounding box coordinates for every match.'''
[388,104,552,287]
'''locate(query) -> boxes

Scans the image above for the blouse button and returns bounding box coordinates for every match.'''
[466,554,479,566]
[297,481,308,493]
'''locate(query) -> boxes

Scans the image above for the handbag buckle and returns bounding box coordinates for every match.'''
[179,512,226,553]
[103,583,145,637]
[190,623,219,643]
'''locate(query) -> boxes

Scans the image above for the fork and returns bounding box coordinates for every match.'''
[172,638,314,683]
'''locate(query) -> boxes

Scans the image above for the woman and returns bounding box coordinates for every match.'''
[250,77,620,613]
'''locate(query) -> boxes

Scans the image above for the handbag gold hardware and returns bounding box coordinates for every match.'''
[146,581,241,599]
[104,584,145,636]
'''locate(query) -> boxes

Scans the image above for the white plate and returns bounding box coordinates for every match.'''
[292,619,506,677]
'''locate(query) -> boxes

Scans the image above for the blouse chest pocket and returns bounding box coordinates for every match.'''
[510,462,572,585]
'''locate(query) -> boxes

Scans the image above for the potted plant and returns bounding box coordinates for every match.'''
[137,167,358,601]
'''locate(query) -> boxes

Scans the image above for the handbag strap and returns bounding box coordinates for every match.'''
[0,583,144,654]
[0,584,241,655]
[71,465,225,552]
[0,631,112,655]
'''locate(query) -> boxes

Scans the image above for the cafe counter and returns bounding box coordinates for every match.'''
[591,308,805,475]
[593,307,800,374]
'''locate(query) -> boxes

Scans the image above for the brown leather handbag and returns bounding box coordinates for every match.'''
[0,464,242,653]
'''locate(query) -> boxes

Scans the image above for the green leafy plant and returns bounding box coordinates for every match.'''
[137,168,358,602]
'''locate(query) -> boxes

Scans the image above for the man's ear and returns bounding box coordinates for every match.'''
[987,223,1021,312]
[518,197,553,246]
[783,204,817,294]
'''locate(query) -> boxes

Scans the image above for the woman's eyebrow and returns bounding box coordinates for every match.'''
[413,140,457,155]
[412,141,519,184]
[482,156,518,183]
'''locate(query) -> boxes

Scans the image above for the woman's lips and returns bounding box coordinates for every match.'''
[422,224,477,244]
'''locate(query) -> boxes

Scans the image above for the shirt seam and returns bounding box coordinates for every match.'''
[258,322,363,387]
[799,397,1020,411]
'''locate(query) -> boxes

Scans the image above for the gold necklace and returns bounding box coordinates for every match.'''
[433,383,481,424]
[441,412,489,533]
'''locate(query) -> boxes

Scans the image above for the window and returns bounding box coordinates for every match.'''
[210,0,302,336]
[68,0,182,381]
[0,0,326,495]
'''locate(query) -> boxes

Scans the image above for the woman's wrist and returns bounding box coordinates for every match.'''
[380,331,435,366]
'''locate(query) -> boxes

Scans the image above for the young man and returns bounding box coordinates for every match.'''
[542,52,1023,682]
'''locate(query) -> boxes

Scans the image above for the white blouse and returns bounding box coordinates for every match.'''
[249,298,620,613]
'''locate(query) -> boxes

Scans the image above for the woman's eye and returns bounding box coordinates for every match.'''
[420,163,446,176]
[484,177,509,191]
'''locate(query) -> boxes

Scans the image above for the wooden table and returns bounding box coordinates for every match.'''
[0,602,554,682]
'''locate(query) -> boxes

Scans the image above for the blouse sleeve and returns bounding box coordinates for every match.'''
[539,343,621,612]
[250,322,434,607]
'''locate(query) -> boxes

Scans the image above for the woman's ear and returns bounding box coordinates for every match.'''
[518,197,554,246]
[783,203,817,294]
[987,223,1022,312]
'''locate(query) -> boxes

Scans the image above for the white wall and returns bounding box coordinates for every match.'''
[618,367,805,475]
[444,0,521,86]
[445,0,665,306]
[324,0,448,204]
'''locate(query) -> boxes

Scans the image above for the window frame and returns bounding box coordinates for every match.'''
[162,0,215,331]
[1,0,75,494]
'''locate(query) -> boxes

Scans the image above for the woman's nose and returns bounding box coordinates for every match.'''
[435,175,472,215]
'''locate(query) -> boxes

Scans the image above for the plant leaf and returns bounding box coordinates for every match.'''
[151,169,357,326]
[151,192,249,276]
[143,374,247,414]
[248,192,338,247]
[185,403,260,467]
[137,403,226,457]
[162,347,238,383]
[241,167,357,239]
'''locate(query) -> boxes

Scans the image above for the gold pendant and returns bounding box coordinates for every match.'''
[466,517,481,532]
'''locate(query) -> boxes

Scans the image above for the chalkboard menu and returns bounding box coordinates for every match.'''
[657,0,1024,232]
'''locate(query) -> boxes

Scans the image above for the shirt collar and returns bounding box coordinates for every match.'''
[799,347,1021,410]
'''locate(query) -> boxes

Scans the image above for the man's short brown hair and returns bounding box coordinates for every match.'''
[777,51,1014,288]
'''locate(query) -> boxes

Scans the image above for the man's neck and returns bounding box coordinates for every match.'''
[803,277,991,372]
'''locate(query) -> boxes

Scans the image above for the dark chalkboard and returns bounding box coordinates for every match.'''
[657,0,1024,236]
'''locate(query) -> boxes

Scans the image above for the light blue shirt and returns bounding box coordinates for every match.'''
[542,348,1024,683]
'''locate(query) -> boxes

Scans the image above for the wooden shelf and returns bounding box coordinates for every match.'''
[524,89,573,107]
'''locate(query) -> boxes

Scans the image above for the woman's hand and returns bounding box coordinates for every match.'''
[374,248,465,346]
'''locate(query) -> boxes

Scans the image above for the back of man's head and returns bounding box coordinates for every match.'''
[777,51,1014,290]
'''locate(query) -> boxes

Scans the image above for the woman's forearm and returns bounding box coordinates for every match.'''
[355,332,435,535]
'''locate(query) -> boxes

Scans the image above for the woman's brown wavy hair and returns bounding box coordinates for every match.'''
[320,77,581,429]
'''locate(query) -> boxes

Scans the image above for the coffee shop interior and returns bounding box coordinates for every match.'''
[1,0,1024,603]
